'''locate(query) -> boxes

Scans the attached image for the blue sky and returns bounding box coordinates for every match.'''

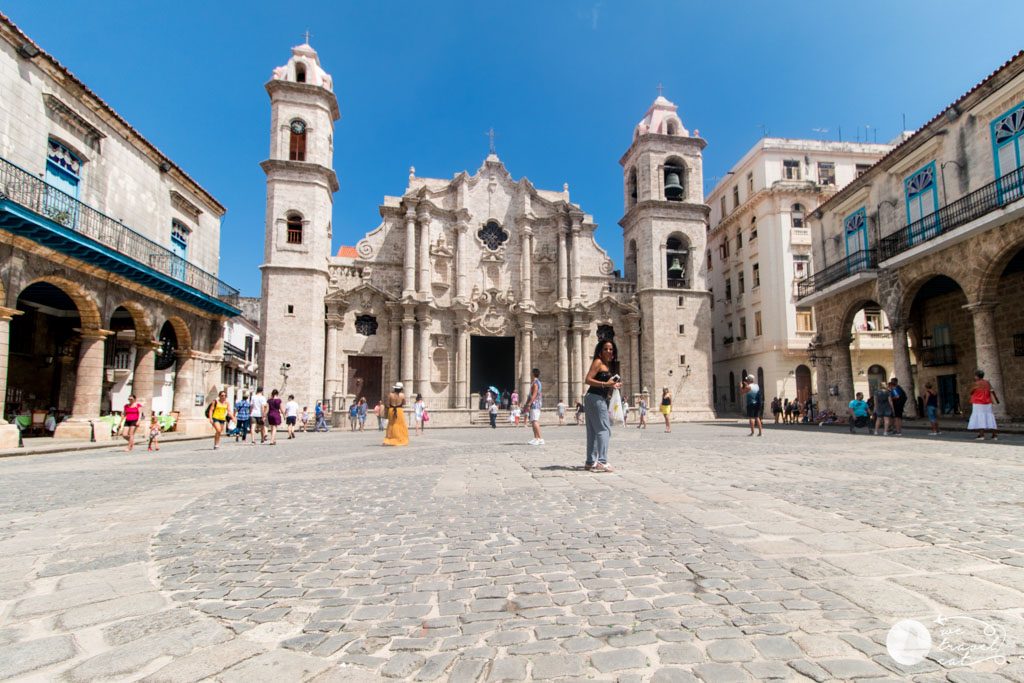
[6,1,1023,296]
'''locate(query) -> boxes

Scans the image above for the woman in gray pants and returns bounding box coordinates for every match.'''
[583,339,622,472]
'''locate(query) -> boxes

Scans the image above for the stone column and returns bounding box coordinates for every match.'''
[455,220,468,301]
[628,319,641,399]
[570,217,582,301]
[324,319,340,401]
[0,307,23,448]
[558,324,569,404]
[169,350,213,435]
[418,207,431,297]
[571,326,585,404]
[521,226,533,302]
[557,220,568,303]
[965,302,1007,418]
[416,310,431,397]
[823,338,854,413]
[890,323,917,418]
[388,319,401,386]
[403,206,416,296]
[521,320,533,395]
[401,311,415,391]
[454,324,466,408]
[131,340,160,407]
[55,329,112,440]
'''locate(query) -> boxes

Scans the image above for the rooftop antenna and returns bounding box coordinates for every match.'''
[837,124,842,142]
[757,124,769,138]
[902,113,907,131]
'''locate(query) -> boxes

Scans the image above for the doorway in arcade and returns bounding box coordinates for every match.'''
[470,336,515,407]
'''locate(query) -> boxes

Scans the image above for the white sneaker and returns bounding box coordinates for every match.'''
[536,439,545,445]
[528,439,539,446]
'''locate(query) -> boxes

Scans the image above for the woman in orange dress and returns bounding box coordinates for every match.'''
[383,382,409,446]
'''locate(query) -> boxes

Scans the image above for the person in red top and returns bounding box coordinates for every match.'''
[967,369,1000,441]
[119,394,143,452]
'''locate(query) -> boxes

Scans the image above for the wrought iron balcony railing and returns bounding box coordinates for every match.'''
[224,342,248,360]
[880,164,1024,261]
[797,249,877,299]
[920,344,957,367]
[0,156,239,304]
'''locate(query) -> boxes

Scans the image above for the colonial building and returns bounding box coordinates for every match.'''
[222,312,259,407]
[705,139,891,412]
[0,14,240,445]
[260,44,714,419]
[800,51,1024,421]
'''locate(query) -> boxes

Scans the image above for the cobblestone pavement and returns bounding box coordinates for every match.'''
[1,423,1023,682]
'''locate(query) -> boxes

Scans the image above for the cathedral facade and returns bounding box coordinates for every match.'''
[260,44,714,420]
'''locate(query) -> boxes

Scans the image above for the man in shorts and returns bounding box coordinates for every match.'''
[740,375,763,436]
[250,387,267,444]
[284,394,300,439]
[527,368,545,446]
[848,391,870,433]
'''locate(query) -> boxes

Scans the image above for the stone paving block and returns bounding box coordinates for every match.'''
[218,650,331,682]
[57,591,166,630]
[0,635,77,679]
[706,638,757,663]
[742,660,792,679]
[651,668,700,683]
[486,631,530,646]
[140,639,263,683]
[817,657,889,679]
[448,658,487,683]
[659,643,704,664]
[67,621,231,682]
[692,662,751,682]
[531,653,586,679]
[591,648,649,672]
[752,636,802,659]
[380,652,425,678]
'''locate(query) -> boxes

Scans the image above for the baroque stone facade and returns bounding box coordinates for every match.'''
[260,45,714,418]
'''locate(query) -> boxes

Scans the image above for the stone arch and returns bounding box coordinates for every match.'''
[977,232,1024,303]
[162,316,193,351]
[835,294,882,343]
[21,276,101,329]
[897,268,972,323]
[110,300,154,341]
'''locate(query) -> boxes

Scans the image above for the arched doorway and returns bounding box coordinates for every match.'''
[993,246,1024,418]
[9,282,83,422]
[795,364,812,405]
[907,274,969,416]
[866,364,887,399]
[845,300,895,401]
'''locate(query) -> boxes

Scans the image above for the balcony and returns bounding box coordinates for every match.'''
[0,157,240,317]
[879,164,1024,262]
[797,249,877,299]
[920,344,957,367]
[607,278,636,295]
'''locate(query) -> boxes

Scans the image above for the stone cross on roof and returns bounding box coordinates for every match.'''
[485,128,496,155]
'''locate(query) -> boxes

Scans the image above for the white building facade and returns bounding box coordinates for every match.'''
[706,139,891,413]
[260,45,715,419]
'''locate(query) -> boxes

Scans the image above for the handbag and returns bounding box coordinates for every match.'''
[421,409,430,423]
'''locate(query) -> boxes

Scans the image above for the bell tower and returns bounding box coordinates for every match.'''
[619,93,715,418]
[258,41,340,408]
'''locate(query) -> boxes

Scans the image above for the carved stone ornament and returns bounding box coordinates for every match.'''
[356,239,374,258]
[600,258,614,275]
[467,288,519,336]
[534,243,556,263]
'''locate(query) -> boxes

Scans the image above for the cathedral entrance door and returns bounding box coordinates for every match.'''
[470,336,515,406]
[347,356,383,405]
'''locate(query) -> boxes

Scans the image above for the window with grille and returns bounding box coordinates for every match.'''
[286,214,303,244]
[796,309,814,332]
[783,160,800,180]
[791,203,805,228]
[355,314,379,336]
[478,220,509,250]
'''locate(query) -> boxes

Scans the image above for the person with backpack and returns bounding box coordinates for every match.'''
[889,377,908,436]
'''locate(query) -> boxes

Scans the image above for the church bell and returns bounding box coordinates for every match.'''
[668,257,685,279]
[664,169,684,200]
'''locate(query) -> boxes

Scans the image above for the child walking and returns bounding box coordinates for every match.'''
[147,416,161,451]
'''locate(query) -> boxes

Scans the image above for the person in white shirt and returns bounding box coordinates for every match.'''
[250,387,267,444]
[285,394,300,440]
